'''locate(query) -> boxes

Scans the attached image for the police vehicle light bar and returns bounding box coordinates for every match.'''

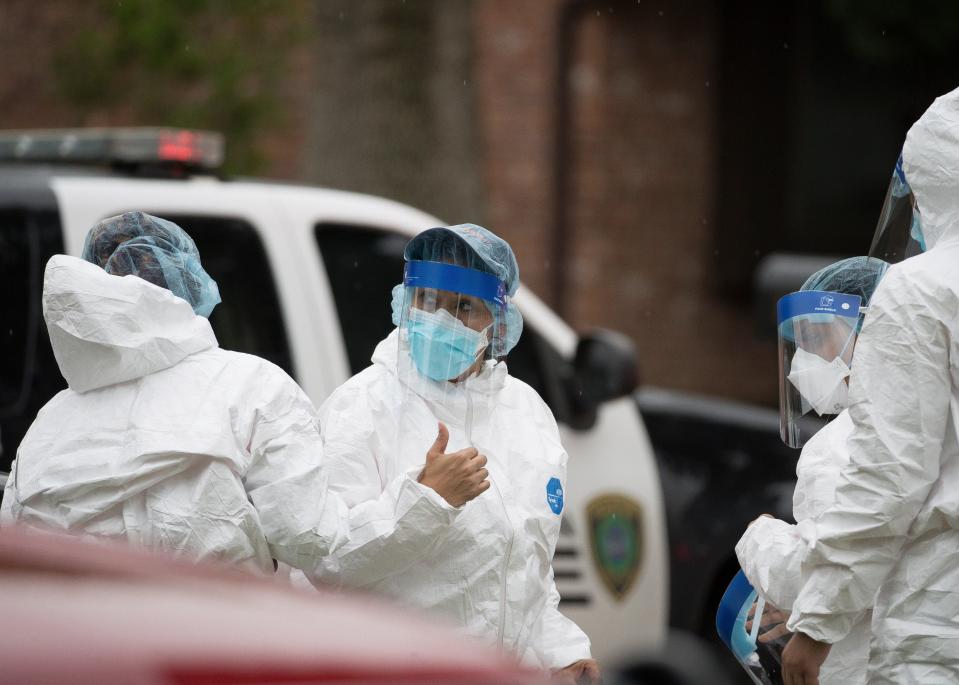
[0,128,224,170]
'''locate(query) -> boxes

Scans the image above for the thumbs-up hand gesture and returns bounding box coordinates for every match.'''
[417,422,490,507]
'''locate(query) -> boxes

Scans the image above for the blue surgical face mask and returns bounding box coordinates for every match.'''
[406,307,490,381]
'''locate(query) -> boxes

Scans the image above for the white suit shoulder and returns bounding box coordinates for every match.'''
[322,363,391,404]
[877,252,956,304]
[501,373,562,434]
[318,363,397,430]
[196,348,317,417]
[190,347,296,386]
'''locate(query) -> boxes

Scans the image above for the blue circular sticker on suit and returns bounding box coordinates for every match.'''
[546,477,564,515]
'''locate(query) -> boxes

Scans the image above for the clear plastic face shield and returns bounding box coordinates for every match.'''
[778,291,862,448]
[868,154,925,264]
[716,570,791,685]
[397,260,510,444]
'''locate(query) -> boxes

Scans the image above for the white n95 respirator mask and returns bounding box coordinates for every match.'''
[786,347,851,417]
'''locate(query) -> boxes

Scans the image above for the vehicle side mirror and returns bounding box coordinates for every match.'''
[566,329,640,431]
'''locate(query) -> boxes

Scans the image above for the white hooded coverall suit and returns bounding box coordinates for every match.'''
[1,256,458,576]
[310,329,592,670]
[785,87,959,683]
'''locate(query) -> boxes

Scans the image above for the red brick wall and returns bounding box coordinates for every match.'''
[473,0,565,298]
[475,0,779,404]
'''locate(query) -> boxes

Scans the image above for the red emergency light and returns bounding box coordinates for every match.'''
[158,130,204,163]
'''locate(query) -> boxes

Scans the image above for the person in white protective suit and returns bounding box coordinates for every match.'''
[311,224,600,683]
[735,256,889,685]
[0,211,332,570]
[781,86,959,684]
[1,212,488,574]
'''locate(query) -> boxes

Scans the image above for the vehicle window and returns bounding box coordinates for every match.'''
[0,209,66,470]
[163,215,294,377]
[315,224,408,375]
[315,222,572,423]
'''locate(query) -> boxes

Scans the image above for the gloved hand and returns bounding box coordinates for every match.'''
[552,658,601,684]
[418,422,490,507]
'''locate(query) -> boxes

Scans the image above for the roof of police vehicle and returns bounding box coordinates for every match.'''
[0,162,440,226]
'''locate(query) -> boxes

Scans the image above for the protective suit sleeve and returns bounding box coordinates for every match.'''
[525,397,591,669]
[240,363,352,572]
[528,566,593,669]
[303,377,462,588]
[735,517,805,611]
[787,269,951,643]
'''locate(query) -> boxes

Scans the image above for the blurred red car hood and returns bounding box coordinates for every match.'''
[0,526,541,685]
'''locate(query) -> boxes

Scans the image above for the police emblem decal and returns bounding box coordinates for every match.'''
[587,494,643,601]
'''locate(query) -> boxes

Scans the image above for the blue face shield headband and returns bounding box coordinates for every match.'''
[403,261,507,307]
[402,261,508,381]
[777,291,863,341]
